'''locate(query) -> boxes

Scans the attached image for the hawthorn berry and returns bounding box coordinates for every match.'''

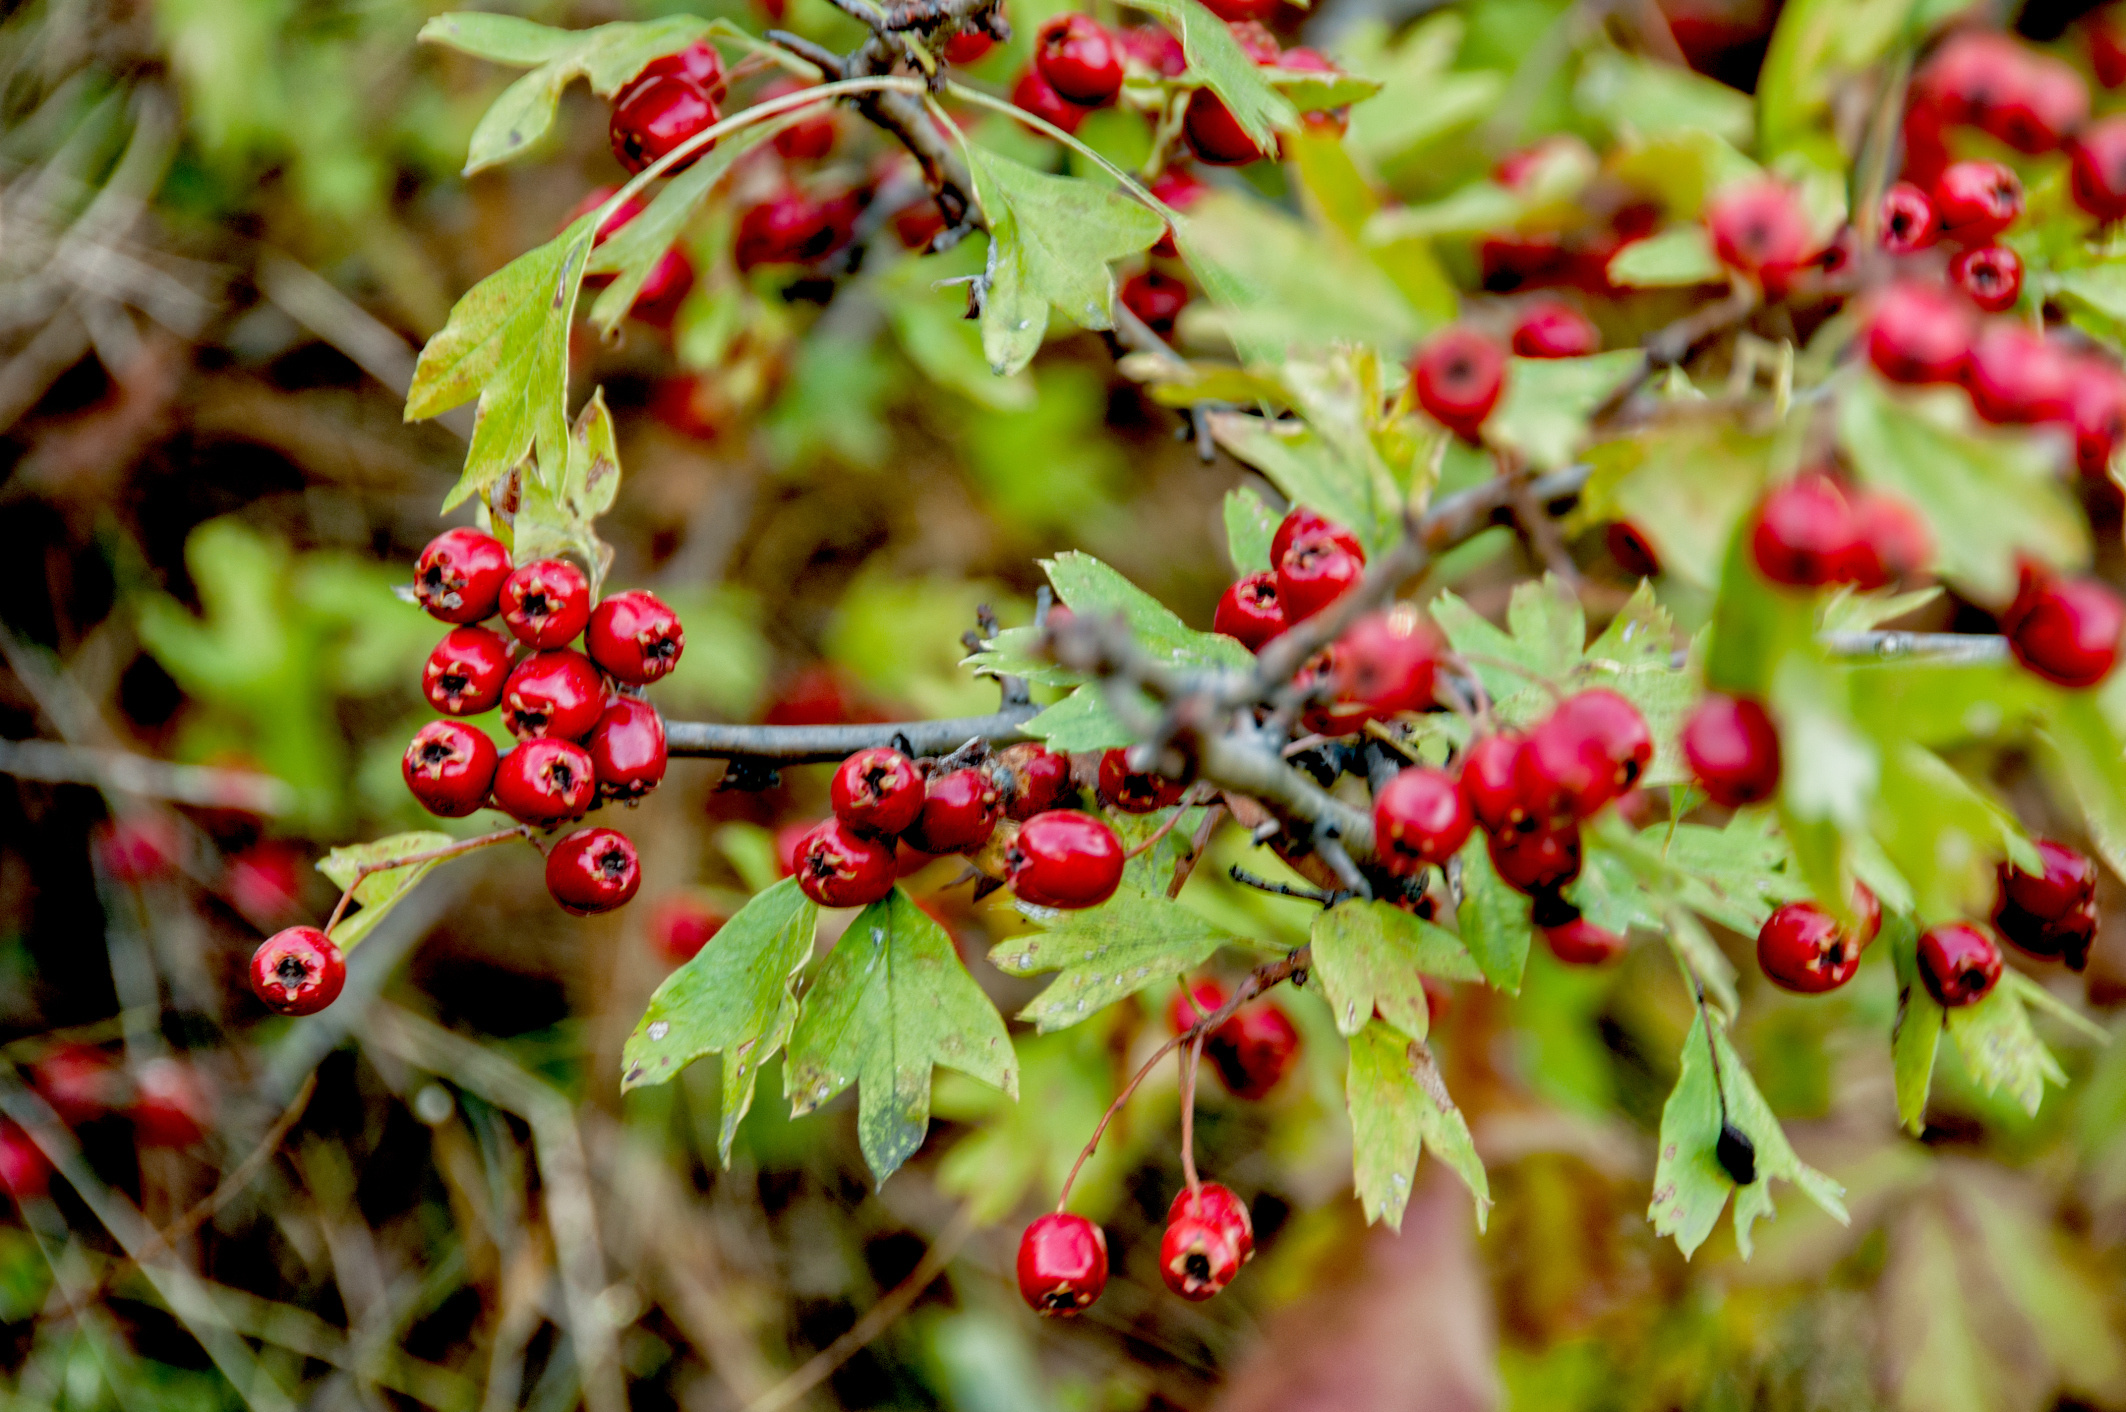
[585,589,686,685]
[1542,916,1628,965]
[1016,1212,1108,1315]
[1932,161,2022,244]
[1170,1181,1254,1261]
[415,528,512,624]
[1120,24,1189,76]
[942,29,995,64]
[424,625,513,716]
[2072,116,2126,220]
[1007,811,1125,909]
[500,560,592,649]
[1160,1208,1244,1300]
[1462,731,1531,834]
[1013,68,1088,136]
[1271,508,1364,568]
[734,187,839,270]
[1608,522,1661,577]
[566,187,695,319]
[1332,606,1442,716]
[1206,999,1300,1099]
[1184,87,1264,165]
[1878,182,1937,253]
[1511,301,1600,358]
[1755,897,1872,993]
[1487,821,1582,895]
[1917,921,2004,1007]
[651,894,726,963]
[1373,767,1474,874]
[759,78,837,161]
[1865,280,1976,385]
[1036,14,1123,106]
[1987,49,2088,154]
[1099,748,1186,813]
[132,1059,209,1148]
[1215,572,1287,650]
[1199,0,1278,20]
[2002,563,2126,688]
[1750,474,1861,587]
[1964,324,2075,425]
[792,819,897,908]
[502,650,607,742]
[545,827,642,915]
[1411,326,1507,440]
[997,743,1076,820]
[1167,976,1226,1035]
[228,842,306,925]
[1705,179,1817,288]
[34,1046,116,1124]
[1682,693,1781,807]
[610,74,719,174]
[1845,489,1934,589]
[249,927,347,1017]
[586,696,668,802]
[2069,359,2126,477]
[831,747,927,837]
[1994,839,2099,967]
[906,767,1003,853]
[1148,166,1206,255]
[1120,270,1190,337]
[0,1125,48,1199]
[1277,532,1365,622]
[1520,689,1651,822]
[491,738,596,826]
[629,41,727,99]
[2090,10,2126,89]
[403,721,499,818]
[1949,244,2022,313]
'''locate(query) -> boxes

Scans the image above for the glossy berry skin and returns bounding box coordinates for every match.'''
[1949,244,2022,312]
[1705,180,1816,287]
[1161,1212,1244,1300]
[501,650,607,742]
[1099,749,1186,813]
[942,29,995,63]
[1932,161,2022,244]
[424,626,513,716]
[1411,327,1507,439]
[1272,509,1364,569]
[1995,839,2099,967]
[2003,566,2125,689]
[491,738,596,827]
[610,75,719,175]
[1036,14,1124,106]
[1277,533,1365,623]
[1184,87,1264,165]
[997,743,1076,820]
[1683,694,1781,807]
[1964,325,2075,426]
[629,41,726,99]
[1017,1213,1108,1316]
[1007,811,1125,909]
[831,748,926,837]
[545,827,642,915]
[1169,1181,1254,1262]
[1511,301,1599,358]
[1013,69,1088,135]
[1751,474,1860,587]
[404,721,499,818]
[792,819,896,908]
[2073,118,2126,221]
[585,590,685,685]
[1374,767,1474,875]
[1120,270,1189,337]
[1333,607,1441,716]
[1756,902,1864,993]
[249,927,346,1017]
[415,528,512,624]
[1917,922,2004,1007]
[1865,280,1976,385]
[1879,182,1937,253]
[1206,1000,1300,1099]
[907,768,1003,853]
[734,188,831,270]
[1199,0,1279,19]
[1521,689,1651,822]
[1216,572,1287,650]
[1462,732,1531,835]
[0,1126,48,1199]
[1487,822,1582,895]
[1542,917,1627,965]
[586,696,667,802]
[500,560,592,650]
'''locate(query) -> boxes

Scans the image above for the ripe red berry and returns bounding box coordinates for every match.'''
[1099,748,1186,813]
[585,589,686,685]
[1511,301,1600,358]
[491,738,596,826]
[1964,324,2076,425]
[1332,607,1442,716]
[499,560,591,649]
[1683,694,1781,807]
[1120,270,1190,337]
[1120,24,1189,76]
[1374,767,1474,875]
[1148,165,1206,255]
[424,626,513,716]
[403,721,499,817]
[249,926,347,1016]
[1271,508,1364,568]
[610,74,719,174]
[831,748,926,837]
[227,841,306,925]
[1542,916,1628,965]
[1756,900,1865,992]
[1184,87,1264,165]
[1215,572,1288,650]
[132,1059,209,1148]
[501,650,607,742]
[35,1046,116,1123]
[1705,179,1817,287]
[759,78,837,161]
[997,743,1076,820]
[1879,182,1937,253]
[415,528,512,624]
[629,41,727,99]
[1205,999,1300,1099]
[1169,1181,1254,1260]
[1608,522,1661,577]
[1994,839,2099,968]
[2003,564,2125,688]
[1949,244,2022,313]
[1161,1210,1244,1300]
[1487,822,1582,895]
[1932,161,2022,243]
[1917,921,2004,1007]
[1017,1212,1108,1315]
[1845,490,1934,589]
[0,1125,48,1199]
[650,893,725,963]
[1411,326,1507,439]
[585,696,667,803]
[2071,116,2126,220]
[1750,474,1861,587]
[942,29,995,63]
[1986,49,2088,154]
[2069,358,2126,477]
[906,767,1003,853]
[1012,68,1088,135]
[1462,732,1531,835]
[1036,14,1124,106]
[1277,533,1365,622]
[1521,689,1652,821]
[1199,0,1279,19]
[734,187,833,270]
[567,186,695,318]
[1167,976,1226,1034]
[792,819,897,908]
[1007,810,1125,909]
[1865,280,1977,385]
[545,827,642,914]
[1223,20,1281,63]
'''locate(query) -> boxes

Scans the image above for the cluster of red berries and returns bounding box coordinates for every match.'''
[1994,837,2100,971]
[1746,472,1931,591]
[0,1046,214,1202]
[1402,302,1598,444]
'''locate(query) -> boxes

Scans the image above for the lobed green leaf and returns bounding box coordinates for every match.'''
[1310,899,1482,1039]
[318,831,453,952]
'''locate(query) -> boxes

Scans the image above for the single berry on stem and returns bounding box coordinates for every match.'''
[424,626,514,716]
[942,29,995,63]
[1756,896,1871,993]
[1542,915,1627,965]
[403,721,499,818]
[1461,732,1531,835]
[792,819,897,908]
[1994,839,2100,967]
[627,41,726,99]
[500,559,593,649]
[249,927,347,1016]
[1160,1210,1244,1300]
[1169,1181,1254,1261]
[1183,87,1265,165]
[1916,921,2004,1006]
[586,697,668,803]
[545,827,643,914]
[1215,572,1288,650]
[1705,179,1817,289]
[1510,300,1600,358]
[1120,270,1190,337]
[1865,280,1977,385]
[1374,767,1474,874]
[491,738,596,826]
[415,528,512,624]
[1750,474,1861,587]
[501,650,608,742]
[1878,182,1937,253]
[1410,326,1507,440]
[585,589,686,685]
[1683,694,1781,807]
[1964,324,2075,425]
[1016,1213,1108,1316]
[830,747,927,837]
[2003,563,2126,688]
[906,767,1003,853]
[1520,688,1652,822]
[1007,811,1125,908]
[1332,606,1442,717]
[1206,999,1300,1099]
[996,743,1076,820]
[1276,533,1365,622]
[1949,244,2022,312]
[1271,508,1363,568]
[1487,822,1583,895]
[1013,68,1089,135]
[1035,14,1124,107]
[1932,161,2023,243]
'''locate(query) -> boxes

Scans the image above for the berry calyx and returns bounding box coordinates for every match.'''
[1017,1212,1108,1315]
[791,819,897,908]
[1462,731,1531,835]
[1949,244,2022,312]
[499,559,592,649]
[1332,606,1442,717]
[403,720,500,818]
[491,738,596,826]
[1035,14,1124,107]
[1012,68,1088,135]
[1206,999,1300,1099]
[1750,473,1861,587]
[1520,688,1652,822]
[1119,270,1190,337]
[545,827,642,915]
[1756,899,1866,992]
[1865,280,1977,385]
[1879,182,1937,253]
[1160,1211,1243,1300]
[586,697,668,803]
[415,528,512,624]
[2072,117,2126,220]
[1487,821,1583,895]
[2003,563,2126,689]
[1098,748,1186,813]
[650,893,725,963]
[1542,915,1628,965]
[1916,921,2004,1007]
[831,747,927,837]
[585,589,686,685]
[501,649,608,742]
[997,743,1076,820]
[1271,508,1363,568]
[1682,693,1781,807]
[1511,300,1600,358]
[1183,87,1264,165]
[1215,572,1288,650]
[1276,532,1365,622]
[249,927,347,1016]
[423,626,514,716]
[1007,811,1125,909]
[1374,767,1474,874]
[1411,326,1507,440]
[906,767,1003,853]
[1964,324,2075,425]
[610,74,719,175]
[1705,179,1817,288]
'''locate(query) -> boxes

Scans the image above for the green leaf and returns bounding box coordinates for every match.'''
[2002,968,2111,1046]
[509,388,620,593]
[1129,0,1296,151]
[406,221,593,509]
[1205,412,1404,558]
[1872,741,2036,922]
[1310,899,1482,1039]
[621,879,817,1161]
[1819,584,1945,634]
[786,888,1018,1184]
[1454,834,1533,992]
[1483,351,1644,473]
[1021,686,1135,751]
[415,13,578,66]
[1837,374,2088,603]
[1223,486,1278,576]
[1575,50,1755,146]
[1345,1022,1490,1230]
[1946,976,2067,1117]
[1605,227,1725,288]
[879,249,1037,412]
[1429,574,1583,719]
[1888,914,1942,1134]
[2043,691,2126,886]
[1576,418,1777,587]
[317,831,453,952]
[1580,583,1694,787]
[1268,65,1383,113]
[936,1028,1126,1223]
[995,885,1236,1031]
[1043,551,1254,671]
[967,146,1165,376]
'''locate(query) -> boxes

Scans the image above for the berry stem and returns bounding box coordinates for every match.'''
[1166,804,1227,899]
[1179,1030,1204,1198]
[322,826,536,937]
[1121,790,1210,860]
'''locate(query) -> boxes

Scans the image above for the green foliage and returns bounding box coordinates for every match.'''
[1309,899,1481,1039]
[1483,351,1643,471]
[1345,1021,1490,1230]
[995,878,1237,1032]
[1128,0,1296,151]
[1454,834,1534,992]
[317,831,453,952]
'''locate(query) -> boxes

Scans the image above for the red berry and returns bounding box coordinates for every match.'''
[585,589,686,685]
[1462,732,1531,835]
[1332,607,1442,716]
[1271,508,1364,568]
[1007,811,1125,909]
[906,767,1003,853]
[249,926,347,1016]
[545,827,642,914]
[35,1046,116,1123]
[759,78,837,161]
[1705,179,1817,287]
[1521,689,1652,821]
[490,738,596,826]
[1120,24,1189,76]
[1511,300,1600,358]
[95,815,179,884]
[1374,767,1474,875]
[1756,901,1864,993]
[133,1059,210,1148]
[1750,474,1862,587]
[403,720,499,817]
[1184,87,1264,165]
[1012,68,1088,135]
[0,1125,48,1199]
[1994,838,2098,964]
[1486,822,1582,895]
[501,649,607,742]
[1205,1000,1299,1099]
[1879,182,1937,253]
[227,841,306,926]
[1099,748,1186,813]
[424,625,513,716]
[628,41,727,100]
[1215,572,1288,650]
[792,819,897,908]
[1160,1210,1244,1300]
[1865,280,1977,385]
[586,696,667,803]
[942,29,995,63]
[1167,976,1227,1034]
[1916,921,2004,1007]
[2003,564,2125,688]
[1411,326,1507,439]
[610,74,719,174]
[1036,14,1124,106]
[1148,166,1206,256]
[831,748,926,837]
[997,743,1076,820]
[565,187,694,321]
[1932,161,2022,244]
[1169,1181,1254,1260]
[1017,1212,1108,1315]
[1949,244,2022,313]
[1199,0,1278,19]
[1276,533,1365,622]
[1542,916,1628,965]
[2089,11,2126,88]
[2069,358,2126,477]
[1607,521,1661,577]
[1964,324,2076,425]
[415,528,512,624]
[2073,116,2126,220]
[650,893,725,963]
[1986,49,2088,154]
[1913,31,2024,126]
[499,559,592,649]
[1223,20,1282,63]
[734,187,832,271]
[1683,694,1781,807]
[1845,489,1934,589]
[1120,269,1190,337]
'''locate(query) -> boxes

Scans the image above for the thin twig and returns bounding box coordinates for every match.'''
[1167,804,1226,899]
[1179,1032,1204,1198]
